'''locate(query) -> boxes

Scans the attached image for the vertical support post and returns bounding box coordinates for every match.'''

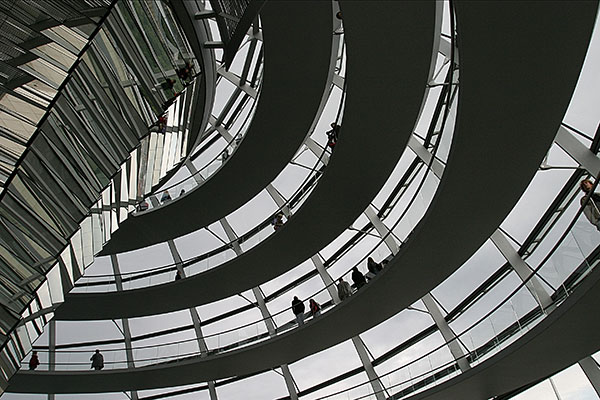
[332,73,344,90]
[220,218,243,254]
[549,377,564,400]
[310,256,385,399]
[280,364,299,400]
[351,337,386,400]
[265,184,292,218]
[48,320,56,400]
[407,135,444,179]
[209,116,235,141]
[110,255,138,400]
[555,127,600,176]
[490,230,553,309]
[311,255,339,303]
[219,217,298,399]
[363,206,400,255]
[185,158,205,185]
[421,293,470,372]
[251,288,276,336]
[164,238,217,399]
[304,137,330,166]
[579,356,600,397]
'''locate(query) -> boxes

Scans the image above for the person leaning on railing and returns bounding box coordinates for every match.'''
[580,179,600,231]
[337,277,352,301]
[291,296,305,326]
[90,349,104,371]
[28,351,39,370]
[326,122,340,149]
[366,256,383,280]
[309,298,321,317]
[271,212,285,231]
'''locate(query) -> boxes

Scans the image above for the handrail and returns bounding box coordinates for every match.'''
[303,174,600,400]
[29,161,595,373]
[134,32,266,211]
[28,58,455,365]
[0,0,211,385]
[73,37,348,286]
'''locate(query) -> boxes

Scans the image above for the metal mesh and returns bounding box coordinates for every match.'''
[211,0,250,41]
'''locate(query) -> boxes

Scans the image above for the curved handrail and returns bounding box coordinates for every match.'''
[31,58,454,365]
[311,187,600,400]
[0,0,215,388]
[26,161,599,372]
[132,37,265,213]
[73,98,337,288]
[15,0,596,390]
[73,35,348,288]
[97,0,338,255]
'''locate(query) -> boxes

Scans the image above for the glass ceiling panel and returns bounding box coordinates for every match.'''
[43,25,87,53]
[9,174,62,236]
[20,79,57,103]
[0,135,25,159]
[289,339,362,391]
[0,245,32,285]
[55,320,124,346]
[0,110,35,141]
[0,93,45,123]
[30,42,78,72]
[361,303,435,360]
[216,370,289,399]
[21,58,67,89]
[431,239,505,312]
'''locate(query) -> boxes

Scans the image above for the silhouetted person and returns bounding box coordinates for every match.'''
[180,188,185,196]
[581,179,600,231]
[137,200,149,212]
[177,62,192,81]
[352,266,366,290]
[158,115,168,133]
[309,298,321,317]
[222,149,229,161]
[161,190,172,203]
[337,277,352,301]
[161,78,175,90]
[175,270,182,281]
[90,349,104,370]
[28,351,39,370]
[291,296,305,325]
[326,123,340,148]
[272,212,284,231]
[366,257,383,280]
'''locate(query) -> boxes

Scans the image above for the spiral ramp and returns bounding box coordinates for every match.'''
[0,1,599,399]
[98,0,335,256]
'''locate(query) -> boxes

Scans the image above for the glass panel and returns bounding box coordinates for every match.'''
[0,110,36,141]
[0,93,45,123]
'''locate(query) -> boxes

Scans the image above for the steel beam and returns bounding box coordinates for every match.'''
[579,356,600,397]
[490,230,553,309]
[555,126,600,176]
[110,255,138,400]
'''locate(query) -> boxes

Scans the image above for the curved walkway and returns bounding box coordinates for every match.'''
[54,0,440,319]
[99,0,334,255]
[10,0,596,394]
[404,260,600,400]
